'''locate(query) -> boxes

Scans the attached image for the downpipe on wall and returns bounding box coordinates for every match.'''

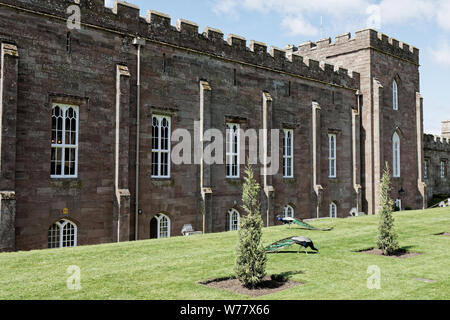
[133,37,146,241]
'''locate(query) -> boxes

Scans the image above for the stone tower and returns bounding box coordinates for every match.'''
[291,29,424,214]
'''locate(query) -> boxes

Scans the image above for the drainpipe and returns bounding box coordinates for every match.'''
[133,37,145,241]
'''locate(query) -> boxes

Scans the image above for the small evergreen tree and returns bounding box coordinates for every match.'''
[235,164,267,288]
[377,162,400,256]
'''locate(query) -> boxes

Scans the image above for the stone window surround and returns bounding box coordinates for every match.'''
[283,129,294,178]
[151,114,171,179]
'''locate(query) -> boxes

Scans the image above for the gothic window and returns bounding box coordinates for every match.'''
[66,32,71,54]
[393,132,401,178]
[393,80,398,110]
[51,104,78,178]
[395,199,402,211]
[228,209,240,231]
[152,115,171,178]
[441,161,447,179]
[328,134,337,178]
[159,214,171,239]
[330,202,337,218]
[283,129,294,178]
[226,123,240,178]
[48,220,77,248]
[283,205,294,219]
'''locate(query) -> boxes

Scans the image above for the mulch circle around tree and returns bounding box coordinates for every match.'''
[359,248,422,259]
[201,276,303,298]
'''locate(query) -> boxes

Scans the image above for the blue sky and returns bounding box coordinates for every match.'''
[107,0,450,135]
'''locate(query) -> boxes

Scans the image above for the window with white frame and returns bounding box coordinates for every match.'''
[283,129,294,178]
[441,161,446,179]
[283,205,294,219]
[51,104,79,178]
[393,80,398,111]
[154,213,171,239]
[395,199,402,211]
[424,160,428,179]
[228,209,240,231]
[48,219,77,248]
[328,133,337,178]
[329,202,337,218]
[152,115,171,178]
[226,123,240,178]
[393,132,401,178]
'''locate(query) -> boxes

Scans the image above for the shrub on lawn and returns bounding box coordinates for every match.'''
[235,164,267,289]
[377,163,400,256]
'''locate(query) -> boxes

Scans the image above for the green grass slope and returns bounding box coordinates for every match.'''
[0,208,449,300]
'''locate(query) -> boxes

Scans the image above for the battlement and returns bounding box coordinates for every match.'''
[0,0,360,90]
[424,134,450,152]
[295,29,419,65]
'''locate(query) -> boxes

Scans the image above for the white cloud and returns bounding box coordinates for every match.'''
[211,0,450,37]
[211,0,371,37]
[375,0,436,25]
[281,15,319,37]
[431,42,450,67]
[436,1,450,31]
[212,0,238,16]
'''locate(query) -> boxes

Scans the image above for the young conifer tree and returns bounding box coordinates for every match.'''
[234,164,267,288]
[377,162,400,255]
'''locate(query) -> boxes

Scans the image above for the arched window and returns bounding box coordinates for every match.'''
[393,132,401,178]
[330,202,337,218]
[226,123,240,178]
[394,199,402,211]
[283,205,294,219]
[228,209,240,231]
[152,115,171,178]
[66,32,71,54]
[441,160,447,179]
[48,220,77,248]
[283,129,294,178]
[51,104,78,178]
[393,80,398,110]
[150,214,171,239]
[328,133,337,178]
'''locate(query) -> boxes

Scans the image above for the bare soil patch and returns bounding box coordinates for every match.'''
[359,248,422,259]
[201,276,303,298]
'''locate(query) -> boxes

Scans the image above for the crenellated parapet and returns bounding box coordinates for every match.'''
[424,134,450,152]
[0,0,360,90]
[294,29,419,66]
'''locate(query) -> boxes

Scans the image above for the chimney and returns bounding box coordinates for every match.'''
[442,120,450,139]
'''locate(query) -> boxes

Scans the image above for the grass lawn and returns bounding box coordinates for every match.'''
[0,208,449,300]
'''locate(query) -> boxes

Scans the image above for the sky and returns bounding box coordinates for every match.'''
[106,0,450,135]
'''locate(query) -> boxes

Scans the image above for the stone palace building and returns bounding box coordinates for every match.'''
[0,0,448,251]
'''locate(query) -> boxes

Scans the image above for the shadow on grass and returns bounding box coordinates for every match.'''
[354,245,416,253]
[267,251,319,255]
